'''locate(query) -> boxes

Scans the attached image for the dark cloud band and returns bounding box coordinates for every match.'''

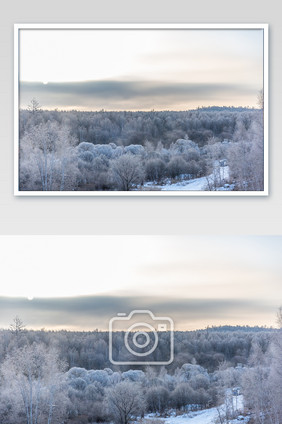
[0,295,274,330]
[19,80,257,110]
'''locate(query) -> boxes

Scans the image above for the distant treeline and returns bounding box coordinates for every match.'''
[201,325,273,333]
[1,326,273,372]
[20,107,259,148]
[193,106,259,113]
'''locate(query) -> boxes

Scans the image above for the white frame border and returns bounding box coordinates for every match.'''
[14,23,269,197]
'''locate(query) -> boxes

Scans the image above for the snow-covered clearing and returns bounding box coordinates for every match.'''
[163,407,219,424]
[143,166,233,191]
[160,175,212,191]
[143,396,247,424]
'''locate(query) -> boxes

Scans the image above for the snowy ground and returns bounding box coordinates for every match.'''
[162,407,219,424]
[142,396,248,424]
[143,166,234,192]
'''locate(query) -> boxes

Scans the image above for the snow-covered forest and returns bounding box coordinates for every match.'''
[1,319,281,424]
[18,106,264,192]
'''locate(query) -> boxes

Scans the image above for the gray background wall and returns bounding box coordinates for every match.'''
[0,0,280,235]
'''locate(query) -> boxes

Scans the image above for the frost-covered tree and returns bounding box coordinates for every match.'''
[145,158,166,182]
[242,365,271,423]
[215,364,242,421]
[146,386,169,413]
[0,343,68,424]
[257,89,264,110]
[228,111,264,191]
[27,98,41,114]
[277,306,282,328]
[20,121,78,191]
[167,156,188,179]
[9,316,26,336]
[242,309,282,423]
[111,154,144,190]
[268,330,282,422]
[171,383,197,409]
[106,381,145,424]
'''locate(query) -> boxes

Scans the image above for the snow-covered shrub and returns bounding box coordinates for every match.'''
[122,369,145,382]
[167,156,188,178]
[77,142,96,154]
[67,367,88,381]
[86,370,109,386]
[178,364,209,382]
[69,377,87,391]
[124,144,145,156]
[145,159,166,182]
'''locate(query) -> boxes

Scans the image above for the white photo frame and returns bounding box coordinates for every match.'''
[14,23,268,196]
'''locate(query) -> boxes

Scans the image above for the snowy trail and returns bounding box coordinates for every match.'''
[142,166,230,191]
[160,175,209,191]
[145,396,244,424]
[164,407,218,424]
[161,166,230,191]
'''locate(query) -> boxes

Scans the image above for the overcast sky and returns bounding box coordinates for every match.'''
[0,236,280,331]
[19,28,264,111]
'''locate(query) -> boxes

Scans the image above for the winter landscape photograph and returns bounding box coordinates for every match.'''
[15,25,267,195]
[0,235,281,424]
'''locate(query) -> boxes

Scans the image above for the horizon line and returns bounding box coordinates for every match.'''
[2,324,275,333]
[20,105,260,113]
